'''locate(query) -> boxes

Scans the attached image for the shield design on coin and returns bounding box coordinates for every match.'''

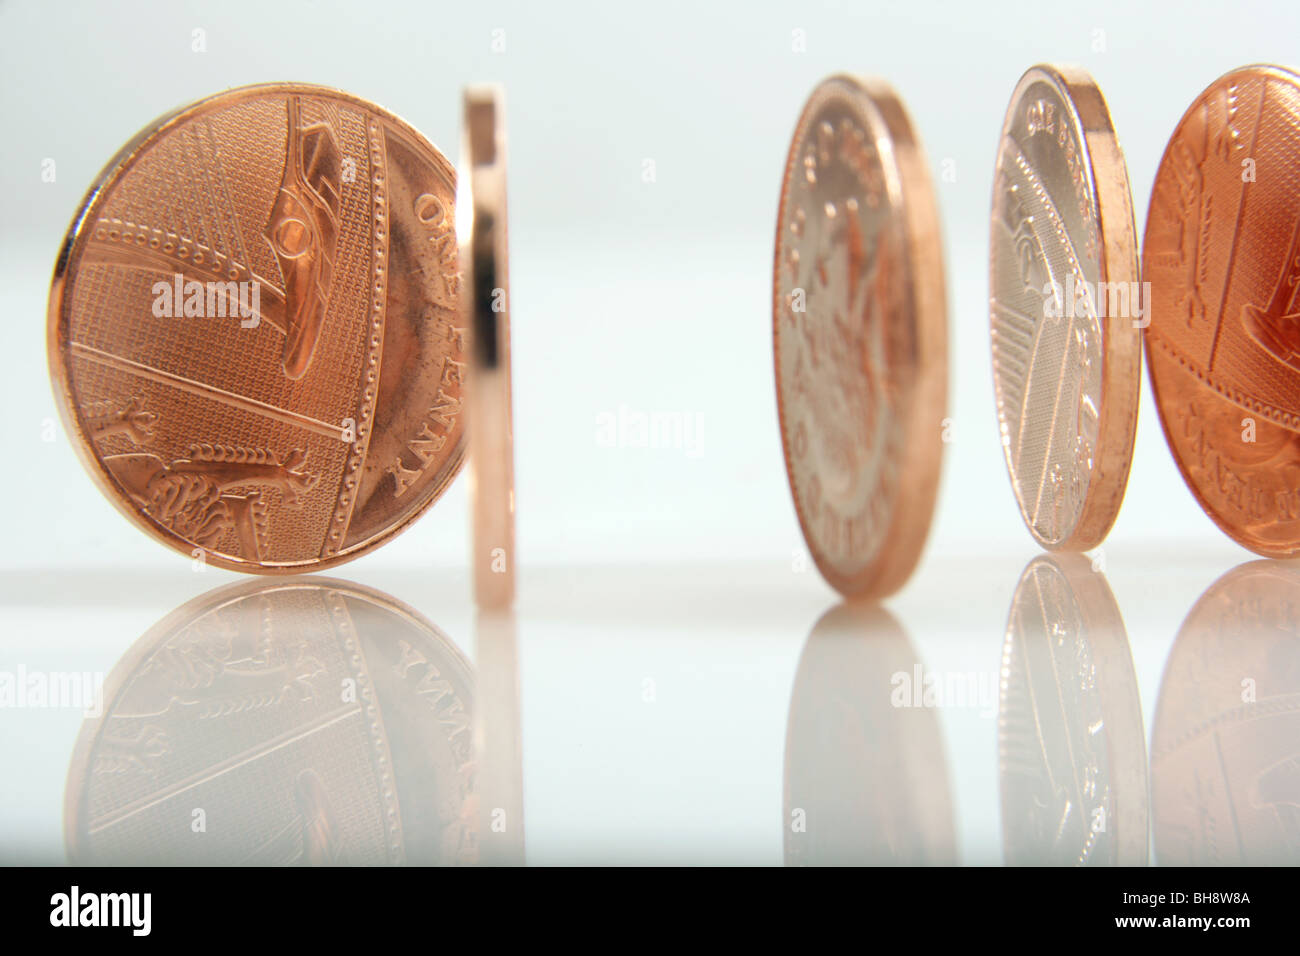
[49,85,466,572]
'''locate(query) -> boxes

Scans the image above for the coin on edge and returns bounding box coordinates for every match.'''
[773,75,947,599]
[1143,64,1300,556]
[459,85,516,609]
[48,83,466,572]
[989,64,1141,550]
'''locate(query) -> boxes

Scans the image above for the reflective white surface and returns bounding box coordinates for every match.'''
[3,544,1296,865]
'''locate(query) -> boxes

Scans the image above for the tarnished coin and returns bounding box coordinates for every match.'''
[998,553,1148,866]
[65,578,476,865]
[773,75,947,599]
[784,602,955,866]
[48,84,465,572]
[459,86,516,609]
[989,65,1140,550]
[1151,561,1300,865]
[1143,65,1300,555]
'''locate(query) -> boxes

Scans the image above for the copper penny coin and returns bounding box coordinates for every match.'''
[1150,560,1300,865]
[65,577,476,865]
[1143,64,1300,555]
[998,553,1148,866]
[773,75,947,599]
[48,83,466,572]
[990,65,1141,550]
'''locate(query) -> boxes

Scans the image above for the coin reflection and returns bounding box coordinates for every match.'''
[1152,561,1300,865]
[64,578,477,865]
[783,602,956,865]
[999,553,1148,865]
[473,610,525,866]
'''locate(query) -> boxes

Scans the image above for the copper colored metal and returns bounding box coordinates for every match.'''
[990,65,1140,550]
[773,75,948,599]
[64,578,476,865]
[460,86,516,609]
[998,553,1148,866]
[48,84,466,572]
[1151,561,1300,865]
[1143,64,1300,555]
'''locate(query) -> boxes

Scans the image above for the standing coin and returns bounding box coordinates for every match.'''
[989,65,1141,550]
[1143,64,1300,555]
[48,84,466,572]
[460,85,516,609]
[774,75,947,599]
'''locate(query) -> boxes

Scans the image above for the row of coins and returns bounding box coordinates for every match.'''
[775,64,1300,598]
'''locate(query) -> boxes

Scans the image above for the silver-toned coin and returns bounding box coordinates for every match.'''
[990,65,1140,549]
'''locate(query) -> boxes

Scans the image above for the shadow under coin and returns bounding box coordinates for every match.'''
[1151,560,1300,865]
[64,577,476,865]
[783,601,956,865]
[999,553,1148,866]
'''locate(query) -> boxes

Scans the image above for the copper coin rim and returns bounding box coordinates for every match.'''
[460,85,516,610]
[47,82,465,574]
[773,73,948,599]
[989,64,1141,551]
